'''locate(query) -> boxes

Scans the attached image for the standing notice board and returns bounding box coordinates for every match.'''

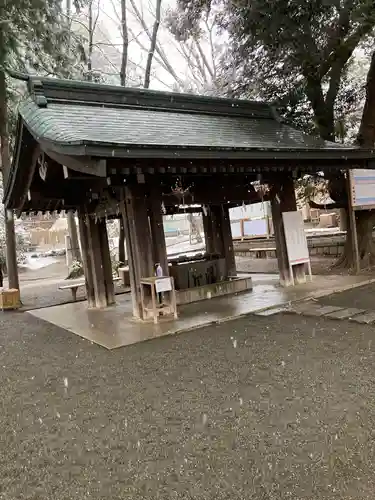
[349,169,375,209]
[282,211,312,284]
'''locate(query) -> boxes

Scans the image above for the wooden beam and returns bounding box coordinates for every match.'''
[15,144,40,216]
[43,147,107,177]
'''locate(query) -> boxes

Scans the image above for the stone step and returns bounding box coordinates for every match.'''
[325,308,365,320]
[349,311,375,324]
[290,302,343,317]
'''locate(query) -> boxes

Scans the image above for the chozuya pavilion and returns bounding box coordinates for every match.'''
[4,76,375,319]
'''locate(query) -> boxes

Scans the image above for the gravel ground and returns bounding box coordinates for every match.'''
[318,282,375,311]
[2,310,375,499]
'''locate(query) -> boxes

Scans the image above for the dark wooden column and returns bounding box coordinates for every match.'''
[98,219,115,306]
[202,205,215,254]
[78,209,115,309]
[220,205,237,277]
[208,205,236,278]
[149,186,169,276]
[5,209,19,290]
[77,210,95,308]
[121,183,154,318]
[270,174,306,286]
[210,205,225,256]
[121,190,141,318]
[87,217,109,308]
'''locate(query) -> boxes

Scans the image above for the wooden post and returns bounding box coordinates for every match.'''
[149,185,169,276]
[219,205,236,277]
[202,205,215,254]
[347,170,360,274]
[133,187,154,279]
[67,211,81,262]
[78,211,95,308]
[270,174,306,287]
[210,205,225,256]
[121,191,142,318]
[98,219,115,305]
[87,217,108,308]
[5,209,19,290]
[121,184,154,318]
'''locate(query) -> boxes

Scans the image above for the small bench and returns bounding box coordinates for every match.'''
[59,276,121,301]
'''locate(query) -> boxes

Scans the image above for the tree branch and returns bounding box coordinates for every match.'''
[120,0,128,86]
[144,0,162,88]
[309,200,346,210]
[128,0,184,88]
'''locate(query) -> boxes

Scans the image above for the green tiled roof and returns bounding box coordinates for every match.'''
[14,75,371,159]
[20,98,342,151]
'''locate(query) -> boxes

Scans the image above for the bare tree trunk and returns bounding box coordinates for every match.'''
[331,51,375,270]
[88,1,93,80]
[120,0,128,87]
[118,0,128,263]
[0,55,19,290]
[357,51,375,148]
[144,0,162,89]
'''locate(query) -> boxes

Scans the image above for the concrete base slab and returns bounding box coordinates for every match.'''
[325,308,365,320]
[27,274,375,349]
[176,277,252,305]
[350,311,375,324]
[289,302,322,315]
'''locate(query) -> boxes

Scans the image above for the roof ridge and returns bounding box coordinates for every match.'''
[26,76,277,120]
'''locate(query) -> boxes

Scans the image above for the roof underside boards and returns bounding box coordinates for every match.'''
[19,97,369,160]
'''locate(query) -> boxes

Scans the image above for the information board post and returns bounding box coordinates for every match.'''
[282,211,312,286]
[347,170,360,274]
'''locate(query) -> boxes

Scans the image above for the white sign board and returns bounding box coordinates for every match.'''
[230,221,242,238]
[155,277,172,293]
[350,169,375,208]
[282,211,310,265]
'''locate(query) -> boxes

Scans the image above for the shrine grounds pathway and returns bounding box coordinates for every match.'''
[2,301,375,499]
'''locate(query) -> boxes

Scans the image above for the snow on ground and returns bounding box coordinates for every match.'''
[20,253,59,271]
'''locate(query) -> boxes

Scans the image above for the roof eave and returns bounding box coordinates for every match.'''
[42,141,375,162]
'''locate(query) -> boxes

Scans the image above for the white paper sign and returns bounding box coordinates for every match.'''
[155,277,172,293]
[282,211,310,265]
[350,169,375,207]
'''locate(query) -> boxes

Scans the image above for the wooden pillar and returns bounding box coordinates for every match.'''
[202,205,215,254]
[270,174,306,287]
[218,205,236,277]
[5,209,19,290]
[121,184,154,318]
[86,217,108,308]
[149,186,169,276]
[77,211,95,308]
[98,219,115,305]
[121,191,141,318]
[78,213,115,309]
[210,205,225,256]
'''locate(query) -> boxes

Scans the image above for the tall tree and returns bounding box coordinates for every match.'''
[65,0,83,264]
[144,0,162,89]
[0,0,80,288]
[118,0,128,266]
[174,0,375,269]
